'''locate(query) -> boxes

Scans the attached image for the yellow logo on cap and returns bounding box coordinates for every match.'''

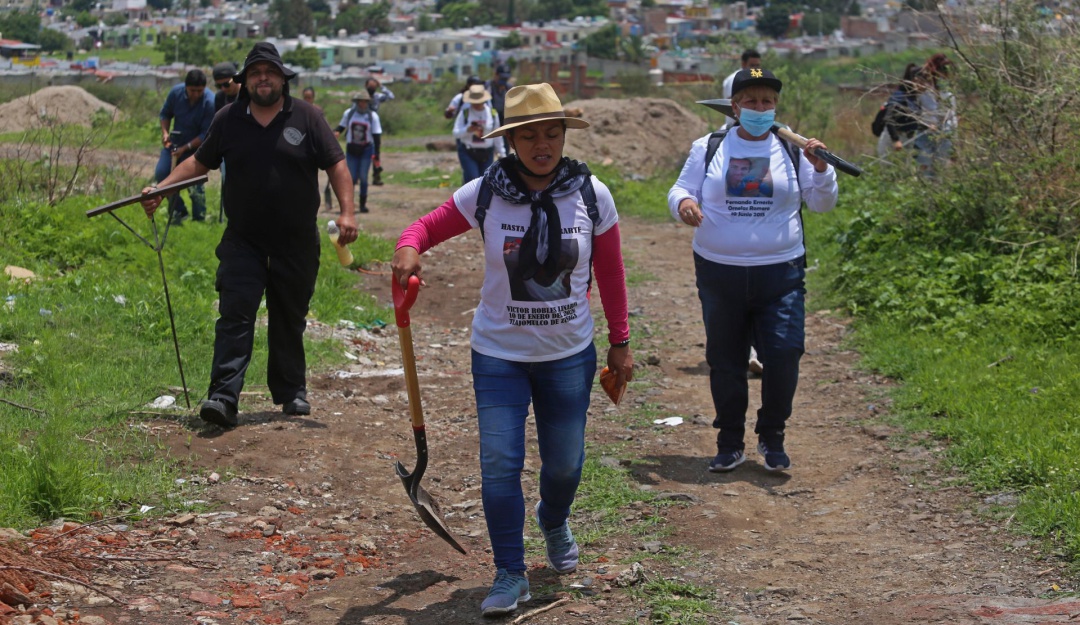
[750,69,763,78]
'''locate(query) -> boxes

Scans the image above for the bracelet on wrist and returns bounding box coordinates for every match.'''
[611,339,630,348]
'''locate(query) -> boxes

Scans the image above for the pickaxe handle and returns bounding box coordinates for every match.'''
[772,124,863,177]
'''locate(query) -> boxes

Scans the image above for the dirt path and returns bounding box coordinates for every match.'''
[24,166,1079,625]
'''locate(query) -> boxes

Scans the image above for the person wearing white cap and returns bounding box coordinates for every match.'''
[392,83,634,618]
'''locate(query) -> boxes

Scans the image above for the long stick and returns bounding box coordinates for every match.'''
[86,180,202,409]
[85,175,208,218]
[511,597,571,624]
[151,216,190,409]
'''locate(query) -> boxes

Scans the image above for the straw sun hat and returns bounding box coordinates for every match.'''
[483,82,589,139]
[462,84,492,104]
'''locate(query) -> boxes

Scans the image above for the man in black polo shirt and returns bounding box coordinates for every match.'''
[141,42,358,429]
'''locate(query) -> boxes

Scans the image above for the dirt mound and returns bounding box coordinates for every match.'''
[0,86,120,133]
[562,97,708,176]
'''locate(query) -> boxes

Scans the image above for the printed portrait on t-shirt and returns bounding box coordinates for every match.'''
[503,236,580,302]
[349,119,371,146]
[725,156,773,198]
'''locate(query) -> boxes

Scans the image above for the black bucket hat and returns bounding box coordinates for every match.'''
[730,67,783,97]
[234,42,297,85]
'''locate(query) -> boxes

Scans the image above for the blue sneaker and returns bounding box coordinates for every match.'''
[534,501,579,573]
[480,569,530,617]
[708,449,745,472]
[757,440,791,471]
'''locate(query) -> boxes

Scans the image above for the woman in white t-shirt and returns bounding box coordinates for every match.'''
[452,84,506,184]
[392,83,634,619]
[333,91,382,213]
[668,68,838,474]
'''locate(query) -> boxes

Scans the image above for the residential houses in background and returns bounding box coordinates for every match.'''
[0,0,998,90]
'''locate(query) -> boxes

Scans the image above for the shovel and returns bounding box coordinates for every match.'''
[392,275,467,555]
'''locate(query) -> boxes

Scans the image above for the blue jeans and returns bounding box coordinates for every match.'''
[471,343,596,573]
[155,148,205,221]
[457,140,493,185]
[914,132,951,178]
[694,253,806,451]
[345,144,373,197]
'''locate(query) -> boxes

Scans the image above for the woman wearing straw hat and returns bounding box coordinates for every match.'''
[392,82,635,617]
[452,83,505,184]
[333,90,382,213]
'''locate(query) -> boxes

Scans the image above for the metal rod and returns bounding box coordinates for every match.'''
[150,216,191,409]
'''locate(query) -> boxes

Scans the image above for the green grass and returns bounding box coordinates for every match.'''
[0,179,392,528]
[74,44,164,66]
[848,323,1080,552]
[631,578,719,625]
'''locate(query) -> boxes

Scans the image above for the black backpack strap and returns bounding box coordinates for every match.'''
[580,176,600,229]
[773,129,801,181]
[704,129,728,178]
[772,129,807,258]
[475,178,494,241]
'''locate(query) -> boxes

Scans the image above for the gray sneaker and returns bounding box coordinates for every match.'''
[534,501,579,573]
[480,569,530,617]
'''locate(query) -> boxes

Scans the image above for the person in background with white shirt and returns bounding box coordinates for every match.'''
[334,91,382,214]
[453,84,505,184]
[721,49,762,129]
[668,68,838,474]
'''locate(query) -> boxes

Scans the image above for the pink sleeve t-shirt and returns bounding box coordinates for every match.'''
[398,176,629,362]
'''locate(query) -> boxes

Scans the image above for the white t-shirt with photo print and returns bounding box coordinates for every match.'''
[667,131,838,266]
[452,176,619,362]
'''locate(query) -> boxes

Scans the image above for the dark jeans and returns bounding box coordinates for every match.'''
[155,148,205,221]
[207,232,320,410]
[694,253,806,451]
[457,140,493,184]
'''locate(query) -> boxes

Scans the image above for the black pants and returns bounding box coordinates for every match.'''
[207,231,320,409]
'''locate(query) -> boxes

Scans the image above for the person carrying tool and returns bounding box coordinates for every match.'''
[364,77,394,186]
[667,68,838,473]
[155,68,215,224]
[334,91,382,214]
[140,41,358,429]
[391,82,634,618]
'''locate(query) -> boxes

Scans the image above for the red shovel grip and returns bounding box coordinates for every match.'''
[392,274,420,328]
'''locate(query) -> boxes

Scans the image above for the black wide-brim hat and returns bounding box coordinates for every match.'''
[730,67,783,97]
[234,42,298,85]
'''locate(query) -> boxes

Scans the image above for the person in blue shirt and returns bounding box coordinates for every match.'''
[156,69,216,224]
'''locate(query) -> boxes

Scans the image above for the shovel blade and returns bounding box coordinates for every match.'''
[395,461,468,554]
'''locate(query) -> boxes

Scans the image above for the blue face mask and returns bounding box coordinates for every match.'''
[737,108,776,137]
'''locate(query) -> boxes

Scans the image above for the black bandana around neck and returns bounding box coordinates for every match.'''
[482,155,591,281]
